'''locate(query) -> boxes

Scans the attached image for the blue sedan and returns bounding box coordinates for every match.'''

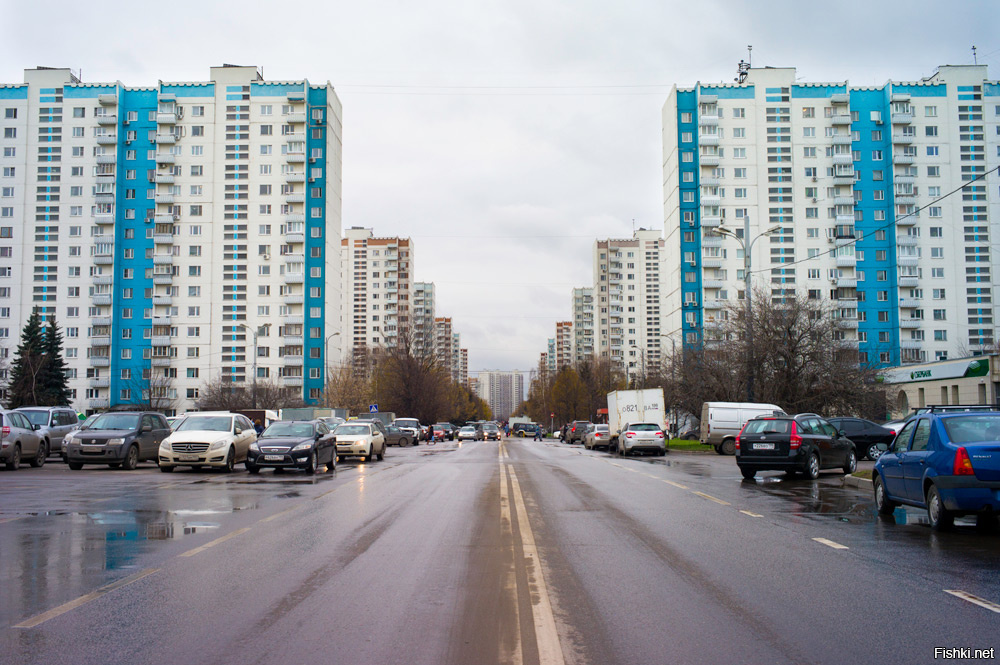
[873,411,1000,530]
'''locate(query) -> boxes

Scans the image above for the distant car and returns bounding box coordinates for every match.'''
[617,422,666,457]
[873,410,1000,530]
[584,424,611,450]
[158,412,257,473]
[333,422,386,462]
[481,423,501,441]
[565,421,592,444]
[736,413,857,480]
[16,407,80,458]
[827,417,896,461]
[393,418,423,442]
[320,416,346,429]
[0,409,45,470]
[384,425,416,447]
[432,423,456,441]
[247,420,336,474]
[884,420,908,434]
[65,412,171,470]
[457,426,479,441]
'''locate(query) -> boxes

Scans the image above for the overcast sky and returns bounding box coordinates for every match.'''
[1,0,996,374]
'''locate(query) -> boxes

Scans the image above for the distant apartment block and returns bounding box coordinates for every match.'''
[555,321,573,370]
[413,281,435,360]
[572,287,595,363]
[476,370,525,421]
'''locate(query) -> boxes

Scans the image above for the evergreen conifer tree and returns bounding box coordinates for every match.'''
[40,318,72,406]
[7,310,46,408]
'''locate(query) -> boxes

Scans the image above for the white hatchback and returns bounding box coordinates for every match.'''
[158,413,257,472]
[333,422,386,462]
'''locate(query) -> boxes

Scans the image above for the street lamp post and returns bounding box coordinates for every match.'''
[629,345,646,389]
[660,333,678,436]
[325,331,341,377]
[238,323,270,409]
[709,217,781,402]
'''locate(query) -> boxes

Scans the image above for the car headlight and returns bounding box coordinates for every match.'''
[160,441,172,452]
[209,439,229,451]
[67,436,80,446]
[249,442,259,452]
[108,438,125,446]
[292,441,313,452]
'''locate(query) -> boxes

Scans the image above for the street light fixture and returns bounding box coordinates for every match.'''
[708,217,782,401]
[238,322,271,409]
[325,331,341,378]
[629,344,646,389]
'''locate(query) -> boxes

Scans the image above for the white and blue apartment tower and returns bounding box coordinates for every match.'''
[663,64,999,367]
[0,65,343,413]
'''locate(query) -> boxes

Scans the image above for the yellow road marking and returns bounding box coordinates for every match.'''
[691,491,730,506]
[812,537,848,550]
[499,461,523,665]
[180,527,251,557]
[663,480,689,490]
[944,590,1000,614]
[14,568,160,628]
[740,510,763,518]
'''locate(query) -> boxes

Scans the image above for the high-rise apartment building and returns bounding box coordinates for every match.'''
[571,287,595,363]
[555,321,573,370]
[341,227,412,369]
[663,64,999,366]
[412,281,435,360]
[593,229,666,379]
[475,370,525,421]
[0,65,343,413]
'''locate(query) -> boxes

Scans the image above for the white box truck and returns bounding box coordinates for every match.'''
[699,401,785,456]
[607,389,666,447]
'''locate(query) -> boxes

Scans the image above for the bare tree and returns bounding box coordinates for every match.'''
[116,369,177,413]
[196,375,306,412]
[318,363,372,415]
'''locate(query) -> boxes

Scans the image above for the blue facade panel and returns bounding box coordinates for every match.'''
[699,86,754,99]
[0,86,28,99]
[303,86,327,402]
[791,84,847,98]
[161,83,215,97]
[250,82,306,97]
[891,84,946,97]
[676,90,701,346]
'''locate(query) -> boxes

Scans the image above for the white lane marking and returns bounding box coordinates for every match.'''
[499,462,523,665]
[507,466,567,665]
[740,510,763,518]
[944,589,1000,614]
[180,527,251,557]
[14,568,160,628]
[691,491,730,506]
[812,537,849,550]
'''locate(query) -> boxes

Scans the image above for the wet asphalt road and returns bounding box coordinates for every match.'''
[1,439,998,665]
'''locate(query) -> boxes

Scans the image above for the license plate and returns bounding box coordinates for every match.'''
[752,443,775,450]
[264,455,284,461]
[178,454,200,462]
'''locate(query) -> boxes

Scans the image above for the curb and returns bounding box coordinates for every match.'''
[844,474,873,491]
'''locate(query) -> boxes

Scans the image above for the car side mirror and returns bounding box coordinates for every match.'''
[839,429,847,438]
[33,424,40,431]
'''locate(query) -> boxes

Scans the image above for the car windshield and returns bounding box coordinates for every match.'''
[89,414,140,431]
[395,420,419,428]
[176,416,232,432]
[483,425,498,431]
[594,425,609,432]
[262,423,315,438]
[335,424,370,436]
[942,415,1000,443]
[19,410,52,426]
[629,423,660,432]
[460,427,475,432]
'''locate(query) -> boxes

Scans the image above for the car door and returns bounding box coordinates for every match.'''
[801,416,834,466]
[53,411,75,450]
[235,417,253,461]
[901,418,932,502]
[881,420,914,499]
[12,412,39,458]
[138,414,158,459]
[818,417,850,465]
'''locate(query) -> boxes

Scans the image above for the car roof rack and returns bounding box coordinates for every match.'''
[911,404,1000,413]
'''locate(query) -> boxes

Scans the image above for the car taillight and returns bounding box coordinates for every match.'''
[1,426,8,437]
[595,433,603,438]
[626,432,635,438]
[735,423,747,451]
[655,431,663,438]
[790,421,802,449]
[954,447,975,476]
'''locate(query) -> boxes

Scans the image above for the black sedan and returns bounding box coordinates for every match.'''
[827,417,897,461]
[247,420,336,474]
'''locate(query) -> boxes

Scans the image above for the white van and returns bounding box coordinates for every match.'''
[699,402,785,455]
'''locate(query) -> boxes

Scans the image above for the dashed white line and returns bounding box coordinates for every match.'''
[944,589,1000,614]
[14,568,160,628]
[180,527,251,557]
[812,537,849,550]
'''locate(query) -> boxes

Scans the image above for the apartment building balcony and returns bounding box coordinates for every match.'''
[899,298,920,308]
[154,213,178,224]
[898,276,919,287]
[148,335,170,347]
[702,279,725,289]
[151,357,171,367]
[155,153,175,164]
[703,319,724,330]
[154,174,174,184]
[155,133,177,144]
[88,398,111,409]
[701,235,723,247]
[96,114,117,126]
[831,134,853,145]
[95,134,117,145]
[152,295,172,306]
[284,232,304,244]
[894,191,916,203]
[94,254,114,265]
[90,335,111,347]
[899,319,921,329]
[286,112,307,124]
[95,171,116,183]
[96,154,117,164]
[701,257,723,268]
[90,357,111,367]
[832,154,853,165]
[699,154,720,166]
[92,316,113,326]
[283,293,304,305]
[282,335,304,346]
[94,214,115,225]
[284,213,305,224]
[896,216,916,226]
[285,151,305,163]
[89,377,110,388]
[152,274,172,285]
[155,193,174,204]
[703,299,725,310]
[282,355,304,367]
[698,133,720,146]
[701,216,722,228]
[897,235,918,247]
[897,256,919,267]
[894,173,915,184]
[152,254,173,265]
[92,275,113,286]
[157,92,176,102]
[833,173,855,185]
[699,177,719,187]
[698,94,718,104]
[91,294,112,305]
[831,114,852,125]
[833,195,854,206]
[698,113,719,126]
[283,272,304,284]
[830,93,850,104]
[281,315,304,325]
[98,93,117,105]
[285,172,306,183]
[835,318,859,329]
[892,134,914,145]
[94,193,115,204]
[836,256,857,268]
[892,154,914,165]
[156,111,178,124]
[700,194,721,206]
[891,112,913,124]
[282,376,304,387]
[153,233,175,245]
[284,193,305,204]
[836,277,858,288]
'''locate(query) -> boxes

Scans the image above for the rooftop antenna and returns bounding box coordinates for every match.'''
[972,45,978,64]
[735,45,752,84]
[632,218,636,234]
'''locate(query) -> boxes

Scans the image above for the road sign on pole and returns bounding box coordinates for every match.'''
[369,404,378,413]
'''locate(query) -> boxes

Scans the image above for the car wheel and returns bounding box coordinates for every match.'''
[376,444,384,461]
[740,466,756,480]
[247,463,260,474]
[842,448,857,474]
[714,444,725,455]
[30,442,48,468]
[327,453,337,472]
[222,447,235,473]
[68,461,84,471]
[866,443,884,461]
[804,453,820,480]
[364,446,373,462]
[720,438,736,456]
[873,474,897,515]
[926,485,954,531]
[122,444,139,471]
[159,464,174,473]
[305,450,317,475]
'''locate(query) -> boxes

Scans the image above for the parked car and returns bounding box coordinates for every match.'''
[584,424,611,450]
[0,409,45,470]
[384,425,416,447]
[457,425,480,441]
[700,401,786,455]
[564,421,592,444]
[333,422,386,461]
[481,423,501,441]
[827,417,896,461]
[247,420,336,474]
[432,423,456,441]
[158,412,257,473]
[873,410,1000,530]
[617,423,667,456]
[393,418,423,442]
[65,412,170,470]
[736,413,857,480]
[16,407,80,458]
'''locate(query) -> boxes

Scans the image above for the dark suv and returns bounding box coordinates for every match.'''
[65,411,170,470]
[736,413,857,480]
[827,417,896,461]
[565,421,592,444]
